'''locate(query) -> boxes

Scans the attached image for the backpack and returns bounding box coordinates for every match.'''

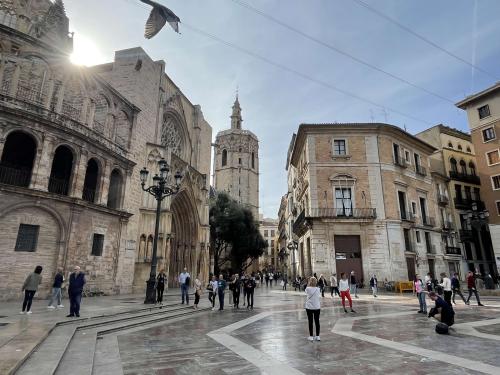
[435,323,449,334]
[184,276,190,287]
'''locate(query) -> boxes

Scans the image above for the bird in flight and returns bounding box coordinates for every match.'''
[139,0,181,39]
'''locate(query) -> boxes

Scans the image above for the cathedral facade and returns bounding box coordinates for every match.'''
[0,0,212,300]
[213,97,259,218]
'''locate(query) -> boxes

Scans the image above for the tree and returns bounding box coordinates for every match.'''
[210,192,266,274]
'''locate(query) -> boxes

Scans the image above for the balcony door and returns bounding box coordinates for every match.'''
[335,187,353,216]
[419,197,427,223]
[398,191,407,219]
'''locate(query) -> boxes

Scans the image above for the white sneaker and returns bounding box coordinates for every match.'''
[315,336,321,341]
[20,311,25,315]
[307,336,314,341]
[26,311,32,314]
[212,308,215,311]
[57,305,64,308]
[47,306,55,309]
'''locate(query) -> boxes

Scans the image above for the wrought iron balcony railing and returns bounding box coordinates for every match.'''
[438,194,449,205]
[48,177,70,196]
[394,155,408,168]
[422,216,435,227]
[449,171,480,184]
[445,246,462,256]
[82,187,97,203]
[415,164,427,176]
[454,198,485,211]
[400,211,416,222]
[0,164,31,188]
[459,229,473,241]
[307,208,376,219]
[426,243,436,254]
[442,221,454,231]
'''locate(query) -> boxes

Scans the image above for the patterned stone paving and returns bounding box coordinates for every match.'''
[115,289,500,374]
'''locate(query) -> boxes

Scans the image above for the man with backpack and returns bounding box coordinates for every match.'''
[179,267,190,305]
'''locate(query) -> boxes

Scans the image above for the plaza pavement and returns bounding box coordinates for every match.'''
[1,285,500,374]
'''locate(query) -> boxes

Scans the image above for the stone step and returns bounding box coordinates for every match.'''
[54,329,97,375]
[16,325,76,375]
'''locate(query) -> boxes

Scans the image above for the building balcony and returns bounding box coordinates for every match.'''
[445,246,462,256]
[422,216,435,227]
[426,243,436,254]
[459,229,473,241]
[415,164,427,176]
[0,164,31,188]
[442,221,454,231]
[453,198,485,211]
[449,171,480,185]
[394,156,408,168]
[437,194,449,206]
[400,211,416,222]
[308,208,376,220]
[292,209,309,237]
[404,241,416,253]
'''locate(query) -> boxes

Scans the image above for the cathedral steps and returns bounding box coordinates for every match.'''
[15,304,210,375]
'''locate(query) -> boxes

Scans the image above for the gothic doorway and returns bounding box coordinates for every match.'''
[169,189,199,286]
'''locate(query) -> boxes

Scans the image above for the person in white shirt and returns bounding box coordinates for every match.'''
[208,275,218,310]
[178,268,190,304]
[305,277,321,342]
[339,272,356,313]
[439,272,452,305]
[424,273,433,292]
[330,273,338,297]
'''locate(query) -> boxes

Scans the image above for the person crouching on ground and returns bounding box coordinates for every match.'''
[339,272,356,313]
[428,291,455,327]
[21,265,43,314]
[305,276,321,341]
[67,266,85,318]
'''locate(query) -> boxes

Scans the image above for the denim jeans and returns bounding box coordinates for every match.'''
[181,284,189,304]
[48,287,62,306]
[417,292,427,313]
[350,284,357,296]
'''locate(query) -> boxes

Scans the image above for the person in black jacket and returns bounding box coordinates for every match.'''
[232,274,241,309]
[156,269,167,304]
[48,268,64,309]
[451,272,467,305]
[428,292,455,326]
[244,276,256,309]
[67,266,86,317]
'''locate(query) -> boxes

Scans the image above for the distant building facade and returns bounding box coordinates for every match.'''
[457,84,500,276]
[286,123,452,283]
[0,0,212,300]
[213,96,259,219]
[416,125,496,278]
[258,215,278,270]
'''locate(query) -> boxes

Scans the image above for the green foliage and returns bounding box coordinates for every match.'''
[210,192,265,274]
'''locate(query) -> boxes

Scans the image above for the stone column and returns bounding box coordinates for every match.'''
[9,64,20,96]
[70,147,86,198]
[31,135,56,191]
[99,160,111,206]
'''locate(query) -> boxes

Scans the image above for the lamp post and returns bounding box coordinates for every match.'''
[140,158,182,304]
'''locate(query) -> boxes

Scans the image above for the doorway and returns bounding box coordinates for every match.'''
[334,235,363,283]
[406,257,416,281]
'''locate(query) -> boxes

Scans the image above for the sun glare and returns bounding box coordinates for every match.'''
[70,34,105,67]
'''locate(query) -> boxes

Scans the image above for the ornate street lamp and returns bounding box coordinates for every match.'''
[140,158,182,304]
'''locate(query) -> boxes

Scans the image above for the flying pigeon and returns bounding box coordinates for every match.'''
[139,0,180,38]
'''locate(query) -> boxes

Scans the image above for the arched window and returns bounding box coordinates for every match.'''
[221,149,227,167]
[466,147,471,153]
[48,146,73,195]
[107,169,123,209]
[448,142,453,148]
[82,158,99,203]
[457,144,463,151]
[114,111,130,148]
[138,234,146,261]
[239,147,242,153]
[93,94,109,134]
[251,152,255,169]
[459,160,467,174]
[469,161,476,176]
[146,235,154,261]
[0,131,36,187]
[450,158,457,173]
[61,75,87,123]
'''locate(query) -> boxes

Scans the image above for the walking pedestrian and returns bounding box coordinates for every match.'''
[439,272,452,305]
[305,276,321,341]
[47,268,64,309]
[217,274,226,310]
[466,271,484,306]
[349,271,359,298]
[318,274,326,297]
[228,274,234,308]
[193,278,202,309]
[244,275,256,309]
[451,272,467,305]
[156,269,167,304]
[269,273,274,287]
[413,274,427,314]
[20,265,43,314]
[282,274,288,291]
[208,275,218,310]
[370,274,378,297]
[179,267,190,304]
[234,274,242,308]
[241,274,247,306]
[265,273,270,287]
[339,272,356,313]
[67,266,85,318]
[330,273,339,297]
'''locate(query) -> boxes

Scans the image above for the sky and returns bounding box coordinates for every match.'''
[64,0,500,218]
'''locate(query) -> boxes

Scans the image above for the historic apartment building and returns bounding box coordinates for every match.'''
[416,125,496,278]
[213,96,259,219]
[285,123,454,283]
[0,0,212,299]
[258,215,278,270]
[456,84,500,276]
